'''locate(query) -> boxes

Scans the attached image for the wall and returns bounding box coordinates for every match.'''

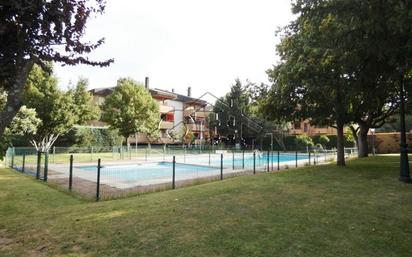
[165,99,184,133]
[370,132,412,154]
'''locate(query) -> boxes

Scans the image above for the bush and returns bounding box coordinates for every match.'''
[55,126,123,147]
[295,134,314,150]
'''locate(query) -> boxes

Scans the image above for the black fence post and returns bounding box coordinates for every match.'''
[22,153,26,173]
[220,154,223,180]
[271,151,274,171]
[172,156,176,189]
[267,150,270,172]
[11,148,14,168]
[277,151,280,171]
[208,150,211,166]
[232,151,235,170]
[96,158,101,201]
[242,150,245,169]
[253,151,256,174]
[69,155,73,191]
[36,151,41,180]
[43,151,49,182]
[295,151,298,168]
[308,151,311,165]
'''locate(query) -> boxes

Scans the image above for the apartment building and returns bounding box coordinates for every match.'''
[88,78,210,145]
[289,119,337,136]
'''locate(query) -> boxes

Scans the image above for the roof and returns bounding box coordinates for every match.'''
[89,86,207,106]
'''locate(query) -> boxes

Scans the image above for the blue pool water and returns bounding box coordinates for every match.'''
[78,162,220,180]
[76,153,308,181]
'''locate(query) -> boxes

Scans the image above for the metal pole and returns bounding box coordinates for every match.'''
[267,150,270,172]
[242,150,245,169]
[11,148,14,168]
[36,151,41,180]
[277,151,280,171]
[232,151,235,170]
[44,151,48,182]
[295,151,298,168]
[53,146,55,163]
[308,151,311,165]
[91,146,93,161]
[172,156,176,189]
[135,132,138,157]
[399,75,411,182]
[208,150,211,166]
[253,151,256,174]
[220,153,223,180]
[22,153,26,173]
[96,158,101,201]
[69,155,73,191]
[271,151,274,171]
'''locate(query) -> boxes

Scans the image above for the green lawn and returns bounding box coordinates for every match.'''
[0,156,411,257]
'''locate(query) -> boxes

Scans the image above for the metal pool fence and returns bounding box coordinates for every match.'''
[4,146,357,200]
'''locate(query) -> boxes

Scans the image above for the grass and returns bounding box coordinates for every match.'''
[0,156,411,257]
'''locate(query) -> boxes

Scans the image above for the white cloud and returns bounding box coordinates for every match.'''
[54,0,293,97]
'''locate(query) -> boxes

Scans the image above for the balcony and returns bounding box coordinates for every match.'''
[184,109,209,118]
[160,121,174,129]
[159,105,174,113]
[186,123,208,132]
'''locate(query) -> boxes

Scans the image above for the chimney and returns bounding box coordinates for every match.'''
[145,77,149,89]
[171,88,175,93]
[187,86,191,97]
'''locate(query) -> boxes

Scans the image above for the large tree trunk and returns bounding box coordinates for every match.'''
[0,60,34,156]
[357,123,369,158]
[336,124,345,166]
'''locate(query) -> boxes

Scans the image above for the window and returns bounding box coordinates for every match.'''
[304,123,308,132]
[294,121,301,129]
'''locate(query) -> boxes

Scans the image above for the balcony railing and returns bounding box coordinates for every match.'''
[183,109,209,118]
[186,123,208,132]
[160,121,174,129]
[159,105,174,113]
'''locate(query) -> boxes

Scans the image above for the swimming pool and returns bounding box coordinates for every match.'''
[78,162,220,181]
[76,153,309,183]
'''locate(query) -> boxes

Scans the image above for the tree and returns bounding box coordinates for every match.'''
[318,135,330,148]
[1,106,41,153]
[7,106,41,136]
[263,0,412,165]
[295,134,314,151]
[102,78,160,144]
[0,0,112,150]
[211,79,253,140]
[23,64,77,151]
[69,78,100,125]
[263,1,356,166]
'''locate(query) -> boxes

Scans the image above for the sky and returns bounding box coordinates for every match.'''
[54,0,294,98]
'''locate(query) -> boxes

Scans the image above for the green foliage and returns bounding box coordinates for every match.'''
[7,106,41,136]
[294,134,314,150]
[344,129,356,146]
[102,78,160,139]
[23,64,76,141]
[318,135,330,147]
[68,78,100,125]
[55,127,123,148]
[0,1,111,155]
[0,90,5,111]
[211,79,253,137]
